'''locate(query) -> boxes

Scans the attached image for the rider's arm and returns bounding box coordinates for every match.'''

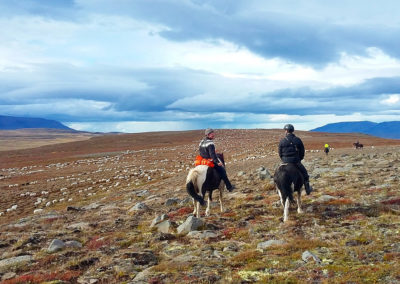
[207,144,220,165]
[278,140,283,159]
[298,139,305,160]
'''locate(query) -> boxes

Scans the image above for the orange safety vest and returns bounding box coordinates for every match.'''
[194,155,215,167]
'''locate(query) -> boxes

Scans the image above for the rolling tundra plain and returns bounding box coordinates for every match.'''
[0,129,399,283]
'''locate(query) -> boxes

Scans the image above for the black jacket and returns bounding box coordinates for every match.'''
[278,133,305,163]
[199,138,219,164]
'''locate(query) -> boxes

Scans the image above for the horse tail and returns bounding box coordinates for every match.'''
[186,168,206,206]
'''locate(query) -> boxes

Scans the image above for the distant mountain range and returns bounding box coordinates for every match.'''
[311,121,400,139]
[0,115,74,131]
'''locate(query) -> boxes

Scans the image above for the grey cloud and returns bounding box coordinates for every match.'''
[0,0,77,19]
[1,60,399,122]
[77,0,400,67]
[168,76,400,115]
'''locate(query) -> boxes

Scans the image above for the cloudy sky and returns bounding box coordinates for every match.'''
[1,0,399,133]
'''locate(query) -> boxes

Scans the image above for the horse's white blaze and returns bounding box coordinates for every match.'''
[284,198,290,222]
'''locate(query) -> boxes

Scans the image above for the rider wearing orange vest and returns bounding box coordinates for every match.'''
[199,128,235,192]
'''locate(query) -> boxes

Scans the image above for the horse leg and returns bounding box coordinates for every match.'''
[205,195,211,216]
[277,188,284,207]
[193,199,201,218]
[192,199,197,215]
[219,185,224,213]
[283,198,290,222]
[296,190,303,214]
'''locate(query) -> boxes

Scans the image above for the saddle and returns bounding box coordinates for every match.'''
[194,155,215,167]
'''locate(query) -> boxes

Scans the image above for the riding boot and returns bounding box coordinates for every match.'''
[215,165,235,192]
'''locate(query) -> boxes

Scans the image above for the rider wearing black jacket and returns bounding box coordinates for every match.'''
[199,128,235,191]
[278,124,313,195]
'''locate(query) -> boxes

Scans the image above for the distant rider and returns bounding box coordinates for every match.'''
[278,124,313,195]
[324,143,330,155]
[199,128,235,192]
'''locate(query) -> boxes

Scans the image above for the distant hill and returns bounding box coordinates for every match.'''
[311,121,400,139]
[0,115,75,131]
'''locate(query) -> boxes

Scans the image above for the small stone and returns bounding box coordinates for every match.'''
[2,272,17,281]
[128,202,150,213]
[155,220,171,233]
[302,250,322,264]
[165,198,180,206]
[257,240,285,250]
[47,239,66,253]
[0,255,33,273]
[187,230,218,239]
[65,240,83,248]
[177,216,205,235]
[150,214,169,227]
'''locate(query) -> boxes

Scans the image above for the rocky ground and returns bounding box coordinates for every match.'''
[0,129,399,283]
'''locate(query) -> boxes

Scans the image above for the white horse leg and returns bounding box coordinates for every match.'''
[283,198,290,222]
[192,198,197,216]
[205,195,211,216]
[277,189,284,207]
[219,187,224,213]
[297,191,303,214]
[196,201,200,218]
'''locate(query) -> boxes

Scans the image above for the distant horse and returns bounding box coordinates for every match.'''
[353,142,363,149]
[273,163,304,222]
[186,153,226,217]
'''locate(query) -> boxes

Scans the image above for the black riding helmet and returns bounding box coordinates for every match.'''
[284,124,294,133]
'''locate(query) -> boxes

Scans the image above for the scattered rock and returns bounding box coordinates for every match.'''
[67,222,91,230]
[67,206,83,211]
[154,220,172,233]
[317,195,338,202]
[65,240,83,248]
[47,239,66,253]
[257,240,286,250]
[124,251,158,266]
[150,214,169,227]
[256,166,271,180]
[128,202,150,213]
[70,257,99,270]
[177,216,205,235]
[1,272,16,281]
[187,230,218,239]
[165,197,180,206]
[0,255,33,273]
[302,250,322,264]
[83,203,103,210]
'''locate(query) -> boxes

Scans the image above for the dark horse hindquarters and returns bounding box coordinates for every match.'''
[274,164,304,202]
[274,164,306,221]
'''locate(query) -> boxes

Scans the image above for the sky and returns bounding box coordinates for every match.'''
[0,0,399,133]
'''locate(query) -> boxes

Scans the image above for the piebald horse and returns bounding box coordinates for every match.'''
[274,163,304,222]
[186,153,226,217]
